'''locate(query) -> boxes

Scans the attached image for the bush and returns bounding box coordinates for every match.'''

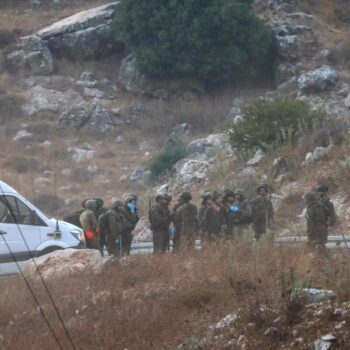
[148,141,188,178]
[114,0,273,80]
[228,96,327,153]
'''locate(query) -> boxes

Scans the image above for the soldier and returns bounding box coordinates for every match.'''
[304,191,328,250]
[316,184,337,229]
[251,184,274,240]
[149,193,172,254]
[123,194,140,255]
[103,200,125,257]
[198,192,213,240]
[94,197,108,255]
[79,200,103,255]
[63,199,88,228]
[203,192,225,241]
[171,196,185,253]
[175,192,198,252]
[232,189,252,236]
[222,190,235,236]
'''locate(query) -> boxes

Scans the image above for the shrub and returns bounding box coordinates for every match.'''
[114,0,273,80]
[228,96,327,153]
[148,141,188,178]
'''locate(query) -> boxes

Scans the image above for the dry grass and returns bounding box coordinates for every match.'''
[1,241,350,349]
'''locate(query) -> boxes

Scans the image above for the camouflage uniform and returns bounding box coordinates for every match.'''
[171,202,182,252]
[150,203,172,253]
[175,202,198,251]
[203,204,225,241]
[251,196,273,239]
[94,198,108,255]
[306,201,328,248]
[119,205,138,256]
[80,205,102,253]
[105,209,123,256]
[320,197,336,228]
[232,198,252,236]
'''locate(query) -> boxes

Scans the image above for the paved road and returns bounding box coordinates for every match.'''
[1,235,349,276]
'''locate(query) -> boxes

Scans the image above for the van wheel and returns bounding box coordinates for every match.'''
[39,247,63,257]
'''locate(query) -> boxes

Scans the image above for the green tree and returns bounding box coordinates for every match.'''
[114,0,273,80]
[228,96,327,153]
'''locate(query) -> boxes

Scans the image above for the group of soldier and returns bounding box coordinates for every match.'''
[67,182,337,257]
[65,184,337,256]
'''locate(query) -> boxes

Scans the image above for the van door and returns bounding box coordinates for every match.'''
[0,195,46,264]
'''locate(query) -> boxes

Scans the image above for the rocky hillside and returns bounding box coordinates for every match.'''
[0,0,349,235]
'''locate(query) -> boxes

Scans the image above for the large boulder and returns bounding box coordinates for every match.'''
[36,2,123,59]
[188,133,234,157]
[298,66,339,93]
[57,102,117,136]
[22,249,113,280]
[22,85,83,116]
[6,35,54,75]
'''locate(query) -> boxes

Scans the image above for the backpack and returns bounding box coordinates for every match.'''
[98,210,113,234]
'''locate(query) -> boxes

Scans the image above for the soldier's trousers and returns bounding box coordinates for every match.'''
[253,224,267,240]
[86,235,103,256]
[153,230,169,254]
[121,229,133,256]
[180,232,196,252]
[106,232,119,256]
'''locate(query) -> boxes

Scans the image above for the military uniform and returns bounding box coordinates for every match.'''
[171,203,182,252]
[150,204,172,253]
[320,198,336,228]
[105,209,123,256]
[306,201,328,248]
[232,198,251,236]
[251,196,273,239]
[175,202,198,251]
[203,204,225,240]
[80,208,102,253]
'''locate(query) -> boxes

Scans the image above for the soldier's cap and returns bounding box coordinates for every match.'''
[304,191,317,202]
[255,184,269,193]
[155,192,172,202]
[93,197,104,208]
[111,199,124,210]
[234,188,244,196]
[316,184,328,193]
[85,199,97,210]
[179,191,192,201]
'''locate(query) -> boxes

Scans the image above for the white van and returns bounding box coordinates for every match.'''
[0,181,85,274]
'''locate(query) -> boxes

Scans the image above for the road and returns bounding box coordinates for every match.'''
[1,235,349,276]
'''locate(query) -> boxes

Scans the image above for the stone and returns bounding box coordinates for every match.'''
[68,146,94,162]
[298,66,339,93]
[83,87,105,99]
[210,314,237,330]
[22,86,83,116]
[36,2,123,59]
[292,288,336,304]
[301,145,333,167]
[13,130,33,142]
[275,63,296,85]
[6,35,53,76]
[57,102,116,136]
[314,340,332,350]
[247,149,265,166]
[132,217,152,242]
[188,133,234,157]
[22,249,113,280]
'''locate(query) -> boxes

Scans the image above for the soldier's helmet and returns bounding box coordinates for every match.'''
[234,188,244,196]
[212,191,221,201]
[179,191,192,201]
[222,190,235,203]
[111,199,123,210]
[93,197,104,208]
[316,184,329,193]
[85,199,97,210]
[123,193,135,204]
[200,191,213,200]
[255,184,269,193]
[304,191,317,202]
[155,192,172,202]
